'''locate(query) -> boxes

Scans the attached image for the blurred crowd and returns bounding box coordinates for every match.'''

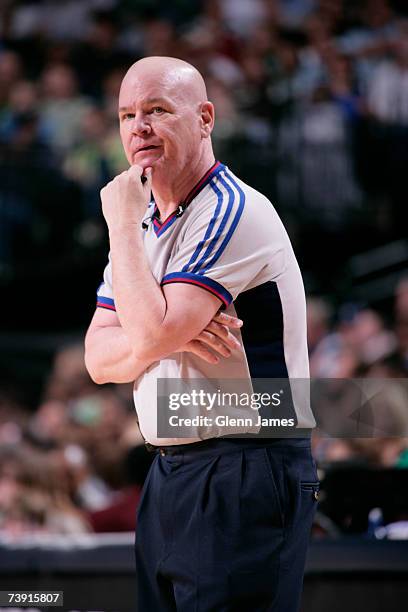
[0,341,151,538]
[309,276,408,468]
[0,0,408,276]
[1,0,408,539]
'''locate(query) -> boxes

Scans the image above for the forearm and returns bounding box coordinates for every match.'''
[102,166,214,360]
[84,324,156,384]
[109,226,169,354]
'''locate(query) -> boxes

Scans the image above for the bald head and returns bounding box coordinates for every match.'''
[118,56,215,179]
[120,56,208,106]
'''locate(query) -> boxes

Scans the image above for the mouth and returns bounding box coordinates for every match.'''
[136,145,160,153]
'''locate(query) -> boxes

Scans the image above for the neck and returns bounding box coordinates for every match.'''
[152,150,215,220]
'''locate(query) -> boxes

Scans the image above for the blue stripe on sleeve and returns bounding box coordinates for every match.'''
[182,178,224,272]
[199,170,245,275]
[191,173,235,274]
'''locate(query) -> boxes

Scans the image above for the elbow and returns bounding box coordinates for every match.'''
[88,370,107,385]
[84,349,107,385]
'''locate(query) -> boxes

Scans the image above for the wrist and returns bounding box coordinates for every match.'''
[108,222,143,240]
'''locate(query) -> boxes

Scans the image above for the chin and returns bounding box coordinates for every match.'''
[149,156,168,171]
[129,149,159,163]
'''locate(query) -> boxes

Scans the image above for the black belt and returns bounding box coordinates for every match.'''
[145,434,312,457]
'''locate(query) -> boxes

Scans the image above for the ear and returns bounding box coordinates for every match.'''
[200,101,215,138]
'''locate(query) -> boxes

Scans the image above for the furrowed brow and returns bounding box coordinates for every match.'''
[119,97,171,112]
[144,97,170,105]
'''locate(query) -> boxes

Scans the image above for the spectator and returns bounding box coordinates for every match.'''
[395,278,408,371]
[71,9,133,99]
[307,296,332,355]
[43,343,96,402]
[0,445,90,537]
[63,105,127,218]
[0,50,22,108]
[40,63,92,153]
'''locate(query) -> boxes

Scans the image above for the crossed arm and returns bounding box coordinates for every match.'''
[85,305,242,385]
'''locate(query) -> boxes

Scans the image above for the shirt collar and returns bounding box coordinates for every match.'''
[152,161,224,237]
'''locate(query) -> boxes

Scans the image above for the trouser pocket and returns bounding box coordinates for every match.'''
[300,481,320,501]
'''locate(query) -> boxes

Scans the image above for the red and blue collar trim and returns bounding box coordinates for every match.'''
[152,161,224,237]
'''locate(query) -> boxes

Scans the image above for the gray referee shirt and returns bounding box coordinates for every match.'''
[96,161,315,445]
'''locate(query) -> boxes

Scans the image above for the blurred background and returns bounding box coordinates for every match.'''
[0,0,408,610]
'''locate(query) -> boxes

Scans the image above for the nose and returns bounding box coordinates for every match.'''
[131,112,152,136]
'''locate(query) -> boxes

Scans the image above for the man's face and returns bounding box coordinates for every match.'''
[118,71,204,175]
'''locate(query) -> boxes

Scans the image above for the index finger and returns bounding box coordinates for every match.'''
[213,311,243,328]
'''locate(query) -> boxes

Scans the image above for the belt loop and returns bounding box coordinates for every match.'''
[144,441,157,453]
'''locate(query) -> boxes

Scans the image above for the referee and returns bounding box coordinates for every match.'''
[85,56,318,611]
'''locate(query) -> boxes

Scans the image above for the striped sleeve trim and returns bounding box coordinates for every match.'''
[161,272,232,308]
[96,296,116,311]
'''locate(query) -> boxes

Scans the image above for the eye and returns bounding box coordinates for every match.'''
[121,113,135,121]
[151,107,165,114]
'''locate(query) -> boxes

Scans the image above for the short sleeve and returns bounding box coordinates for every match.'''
[96,252,116,311]
[161,169,285,307]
